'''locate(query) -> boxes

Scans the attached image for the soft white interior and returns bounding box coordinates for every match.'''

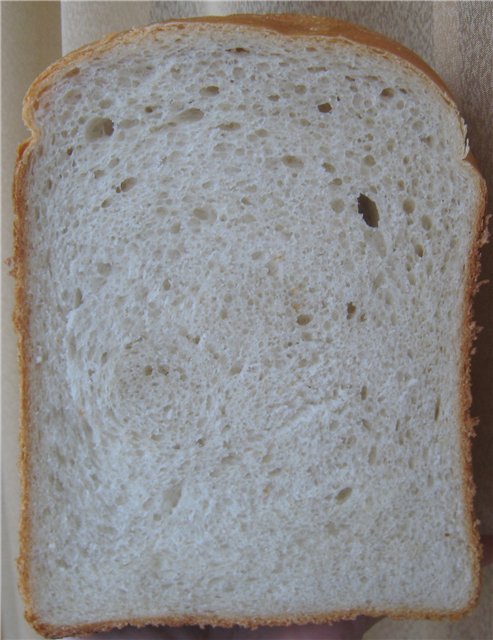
[23,23,480,625]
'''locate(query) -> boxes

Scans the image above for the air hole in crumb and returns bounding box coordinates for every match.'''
[74,288,83,308]
[415,244,424,258]
[421,215,432,230]
[331,199,345,213]
[176,108,204,123]
[282,155,304,169]
[368,446,377,465]
[101,198,111,208]
[229,363,243,375]
[226,47,249,54]
[85,117,114,140]
[363,155,376,166]
[120,118,139,129]
[357,194,379,228]
[268,94,280,101]
[380,87,394,98]
[297,314,312,326]
[119,177,137,192]
[360,385,368,400]
[323,162,336,173]
[434,397,441,421]
[318,102,332,113]
[193,207,208,221]
[96,262,111,276]
[403,198,415,214]
[200,85,220,96]
[144,365,153,376]
[347,302,356,319]
[162,279,171,291]
[336,487,352,503]
[66,147,74,156]
[64,89,82,104]
[218,122,241,131]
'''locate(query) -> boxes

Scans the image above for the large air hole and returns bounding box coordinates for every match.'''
[403,198,415,214]
[318,102,332,113]
[335,487,353,503]
[297,314,312,326]
[357,194,379,228]
[380,88,394,98]
[218,122,241,131]
[85,117,114,141]
[282,155,304,169]
[200,85,220,96]
[414,243,424,258]
[117,177,137,193]
[346,302,356,319]
[175,108,204,123]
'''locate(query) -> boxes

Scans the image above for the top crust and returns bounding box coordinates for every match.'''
[12,14,486,639]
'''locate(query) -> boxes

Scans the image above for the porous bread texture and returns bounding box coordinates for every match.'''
[17,18,484,635]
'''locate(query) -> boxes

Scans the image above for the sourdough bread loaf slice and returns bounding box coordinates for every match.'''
[13,14,487,638]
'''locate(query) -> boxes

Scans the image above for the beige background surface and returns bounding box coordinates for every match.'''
[2,2,492,639]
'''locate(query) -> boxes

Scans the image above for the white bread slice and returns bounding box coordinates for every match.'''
[13,14,487,638]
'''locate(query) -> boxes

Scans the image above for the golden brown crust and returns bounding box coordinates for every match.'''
[28,601,483,640]
[13,138,35,628]
[13,13,486,638]
[458,169,489,610]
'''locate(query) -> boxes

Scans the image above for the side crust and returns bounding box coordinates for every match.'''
[12,13,487,638]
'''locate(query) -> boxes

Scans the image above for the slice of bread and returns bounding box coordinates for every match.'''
[13,14,487,638]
